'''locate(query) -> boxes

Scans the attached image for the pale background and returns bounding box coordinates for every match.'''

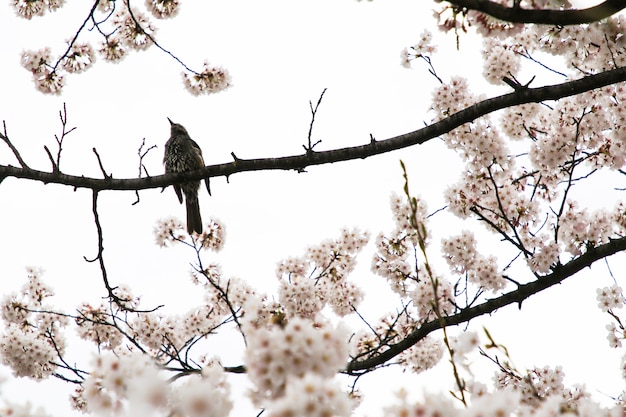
[0,0,623,415]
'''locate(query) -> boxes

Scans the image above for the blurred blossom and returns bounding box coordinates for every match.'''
[98,37,128,63]
[146,0,180,18]
[61,42,95,73]
[182,62,232,95]
[112,7,157,50]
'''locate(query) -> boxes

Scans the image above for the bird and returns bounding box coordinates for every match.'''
[163,118,209,234]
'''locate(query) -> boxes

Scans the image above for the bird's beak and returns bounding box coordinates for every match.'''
[167,117,173,125]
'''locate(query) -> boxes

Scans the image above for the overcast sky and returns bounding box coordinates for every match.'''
[0,1,623,415]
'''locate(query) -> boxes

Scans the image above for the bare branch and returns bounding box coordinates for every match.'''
[41,104,76,173]
[445,0,626,25]
[43,145,57,172]
[125,2,200,75]
[92,148,111,179]
[52,103,76,172]
[304,88,327,152]
[50,0,101,72]
[194,253,248,347]
[346,235,626,373]
[84,191,159,313]
[2,66,625,191]
[0,121,30,170]
[87,190,116,299]
[133,138,157,205]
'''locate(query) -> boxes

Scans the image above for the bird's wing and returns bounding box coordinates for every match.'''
[189,138,203,154]
[189,138,210,195]
[204,177,211,196]
[173,184,183,204]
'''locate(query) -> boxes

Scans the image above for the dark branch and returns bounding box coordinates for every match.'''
[2,66,626,191]
[125,1,200,75]
[304,88,327,152]
[445,0,626,25]
[346,235,626,374]
[50,0,101,72]
[0,121,30,170]
[88,190,115,299]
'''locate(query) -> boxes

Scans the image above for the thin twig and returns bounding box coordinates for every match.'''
[304,88,327,152]
[50,0,102,72]
[0,121,30,169]
[92,148,111,179]
[133,138,157,204]
[124,1,199,74]
[87,190,115,299]
[418,54,444,84]
[49,103,77,173]
[3,66,626,190]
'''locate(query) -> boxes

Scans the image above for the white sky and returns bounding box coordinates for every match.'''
[0,0,624,415]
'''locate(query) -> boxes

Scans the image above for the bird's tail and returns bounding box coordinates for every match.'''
[185,196,203,235]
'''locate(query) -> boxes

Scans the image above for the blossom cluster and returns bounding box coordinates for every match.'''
[597,284,625,313]
[8,4,626,417]
[0,402,52,417]
[525,86,626,178]
[197,272,260,327]
[383,386,621,417]
[401,9,626,291]
[80,352,166,415]
[481,37,520,85]
[61,42,95,74]
[276,228,369,318]
[433,79,626,277]
[72,259,255,372]
[244,317,349,406]
[400,29,437,68]
[150,311,221,356]
[557,201,615,256]
[78,352,233,417]
[145,0,180,19]
[265,373,353,417]
[153,216,186,246]
[371,193,426,290]
[372,194,454,319]
[430,76,478,119]
[15,1,230,95]
[75,302,123,350]
[11,0,64,19]
[172,366,233,417]
[0,263,244,415]
[0,268,68,380]
[128,277,247,357]
[383,357,621,417]
[197,218,226,251]
[3,199,626,417]
[493,365,591,411]
[20,47,64,94]
[397,335,444,373]
[442,230,505,292]
[350,309,446,375]
[388,12,626,398]
[597,284,626,348]
[182,61,232,95]
[111,7,157,51]
[526,239,560,274]
[153,216,225,250]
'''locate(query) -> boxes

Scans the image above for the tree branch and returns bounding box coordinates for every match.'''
[2,66,626,191]
[50,0,101,72]
[0,121,30,170]
[445,0,626,25]
[346,235,626,374]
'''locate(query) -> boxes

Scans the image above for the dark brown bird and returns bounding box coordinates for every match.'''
[163,118,208,234]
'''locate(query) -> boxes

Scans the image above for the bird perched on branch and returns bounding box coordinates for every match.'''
[163,118,209,234]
